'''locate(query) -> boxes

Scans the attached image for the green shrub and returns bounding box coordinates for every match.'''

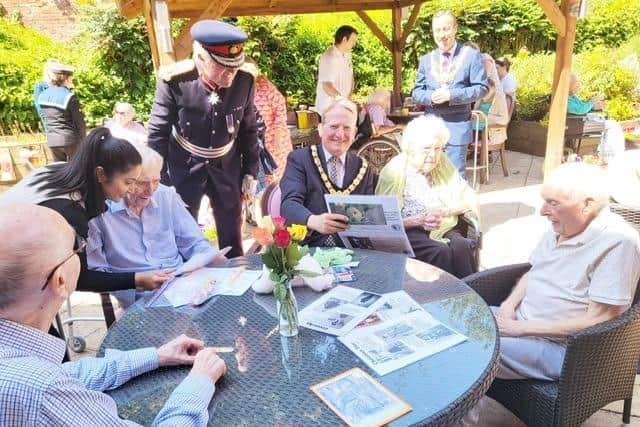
[512,36,640,121]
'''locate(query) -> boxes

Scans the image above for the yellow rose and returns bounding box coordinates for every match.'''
[287,224,308,241]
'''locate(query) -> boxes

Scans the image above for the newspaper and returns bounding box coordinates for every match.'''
[324,194,414,257]
[159,267,262,307]
[298,285,387,336]
[339,291,467,376]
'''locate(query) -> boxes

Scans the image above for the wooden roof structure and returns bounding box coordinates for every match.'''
[116,0,584,173]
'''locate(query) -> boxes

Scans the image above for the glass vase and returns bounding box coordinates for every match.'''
[276,284,299,337]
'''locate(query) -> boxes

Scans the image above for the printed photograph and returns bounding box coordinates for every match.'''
[347,236,375,250]
[416,324,455,342]
[329,202,387,225]
[351,292,381,308]
[311,368,411,427]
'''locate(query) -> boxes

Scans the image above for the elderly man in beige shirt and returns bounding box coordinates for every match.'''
[494,162,640,381]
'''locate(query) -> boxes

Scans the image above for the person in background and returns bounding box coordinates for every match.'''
[376,115,478,278]
[365,88,403,135]
[568,72,604,115]
[87,144,221,310]
[412,11,488,178]
[495,57,517,101]
[473,79,509,145]
[315,25,358,115]
[37,60,86,162]
[0,204,227,426]
[104,102,148,145]
[241,58,292,184]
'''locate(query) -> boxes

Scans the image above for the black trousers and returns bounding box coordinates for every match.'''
[178,171,244,259]
[406,228,476,278]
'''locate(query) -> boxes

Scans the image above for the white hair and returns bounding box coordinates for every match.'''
[192,41,212,65]
[129,141,163,175]
[400,114,450,152]
[544,162,610,212]
[320,98,358,125]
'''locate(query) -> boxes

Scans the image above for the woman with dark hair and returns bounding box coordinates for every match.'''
[0,127,171,293]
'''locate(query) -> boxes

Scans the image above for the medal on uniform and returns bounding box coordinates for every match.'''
[226,113,235,134]
[209,91,220,106]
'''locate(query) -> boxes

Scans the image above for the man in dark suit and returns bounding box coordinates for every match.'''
[148,20,259,258]
[280,98,377,247]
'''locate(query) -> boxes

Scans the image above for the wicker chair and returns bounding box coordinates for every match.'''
[463,263,640,427]
[611,202,640,234]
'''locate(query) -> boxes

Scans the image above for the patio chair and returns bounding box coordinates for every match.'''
[462,263,640,427]
[610,202,640,234]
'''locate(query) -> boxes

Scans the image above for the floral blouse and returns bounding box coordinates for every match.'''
[253,77,293,183]
[401,167,446,218]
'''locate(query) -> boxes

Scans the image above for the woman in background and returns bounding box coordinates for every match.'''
[37,59,86,161]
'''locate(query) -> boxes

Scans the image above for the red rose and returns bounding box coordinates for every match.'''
[272,216,286,230]
[274,229,291,248]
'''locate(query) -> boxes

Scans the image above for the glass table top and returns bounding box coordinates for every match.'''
[100,249,498,426]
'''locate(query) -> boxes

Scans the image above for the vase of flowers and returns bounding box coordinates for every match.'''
[252,216,313,337]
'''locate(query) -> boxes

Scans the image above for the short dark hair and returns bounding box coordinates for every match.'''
[334,25,358,45]
[32,127,142,218]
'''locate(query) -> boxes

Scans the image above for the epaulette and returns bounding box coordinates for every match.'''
[158,59,196,82]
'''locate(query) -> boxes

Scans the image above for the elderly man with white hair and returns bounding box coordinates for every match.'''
[0,204,227,425]
[105,102,148,145]
[376,114,479,278]
[87,145,221,309]
[494,162,640,381]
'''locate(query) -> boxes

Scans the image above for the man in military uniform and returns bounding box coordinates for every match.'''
[148,20,259,258]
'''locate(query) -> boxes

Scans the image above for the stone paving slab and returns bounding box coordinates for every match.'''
[62,150,640,425]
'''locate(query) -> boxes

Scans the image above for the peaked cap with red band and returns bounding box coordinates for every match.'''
[191,19,248,68]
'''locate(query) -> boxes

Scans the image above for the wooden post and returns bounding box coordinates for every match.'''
[143,0,175,69]
[543,0,578,175]
[391,6,403,109]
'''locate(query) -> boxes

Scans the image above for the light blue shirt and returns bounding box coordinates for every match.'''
[87,184,215,273]
[0,319,215,426]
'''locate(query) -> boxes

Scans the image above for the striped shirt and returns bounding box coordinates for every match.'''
[0,319,215,426]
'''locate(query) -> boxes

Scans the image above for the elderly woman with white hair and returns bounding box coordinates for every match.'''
[104,102,148,145]
[376,115,478,277]
[87,144,220,308]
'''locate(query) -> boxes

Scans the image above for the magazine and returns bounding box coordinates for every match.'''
[298,285,386,336]
[324,194,414,257]
[310,368,411,427]
[340,291,467,376]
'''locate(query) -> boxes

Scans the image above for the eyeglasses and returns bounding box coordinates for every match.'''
[41,233,87,291]
[115,111,128,115]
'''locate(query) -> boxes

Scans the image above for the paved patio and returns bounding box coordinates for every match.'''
[61,150,640,426]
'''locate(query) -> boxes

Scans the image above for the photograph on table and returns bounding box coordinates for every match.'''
[310,367,411,427]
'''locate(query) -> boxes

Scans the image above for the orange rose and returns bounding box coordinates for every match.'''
[252,227,274,246]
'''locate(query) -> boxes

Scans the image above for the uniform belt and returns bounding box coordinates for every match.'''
[172,127,233,159]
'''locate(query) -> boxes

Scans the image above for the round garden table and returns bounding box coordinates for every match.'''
[99,249,498,426]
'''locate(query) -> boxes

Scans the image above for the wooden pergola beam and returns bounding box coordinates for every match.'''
[355,10,392,51]
[536,0,566,37]
[399,2,423,50]
[391,6,403,108]
[173,0,234,62]
[543,0,578,174]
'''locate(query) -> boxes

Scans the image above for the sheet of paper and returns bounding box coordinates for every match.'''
[339,291,467,376]
[298,285,386,336]
[324,194,414,257]
[160,267,261,307]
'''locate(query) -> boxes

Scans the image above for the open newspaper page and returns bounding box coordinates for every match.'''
[324,194,414,257]
[298,285,387,336]
[339,291,467,376]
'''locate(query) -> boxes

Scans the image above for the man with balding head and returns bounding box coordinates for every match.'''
[0,204,226,425]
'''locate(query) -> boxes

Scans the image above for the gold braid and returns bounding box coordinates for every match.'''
[310,145,368,195]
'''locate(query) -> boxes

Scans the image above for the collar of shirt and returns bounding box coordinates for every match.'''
[441,42,457,57]
[330,45,350,60]
[555,206,612,247]
[0,319,66,363]
[321,145,347,166]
